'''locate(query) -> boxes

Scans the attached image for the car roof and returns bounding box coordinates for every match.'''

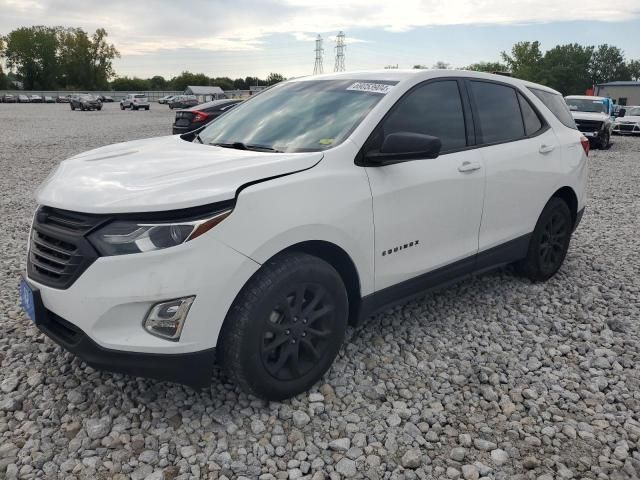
[288,69,561,95]
[186,99,241,111]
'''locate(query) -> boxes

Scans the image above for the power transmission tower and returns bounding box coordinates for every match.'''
[313,35,324,75]
[334,31,346,72]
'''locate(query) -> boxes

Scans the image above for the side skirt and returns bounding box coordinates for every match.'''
[356,233,531,324]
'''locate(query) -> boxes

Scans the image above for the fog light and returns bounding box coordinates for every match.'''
[143,296,195,341]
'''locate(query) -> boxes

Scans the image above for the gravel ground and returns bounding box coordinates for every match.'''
[1,102,639,480]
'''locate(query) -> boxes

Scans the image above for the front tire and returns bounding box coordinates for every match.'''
[516,197,572,282]
[220,252,349,400]
[597,130,610,149]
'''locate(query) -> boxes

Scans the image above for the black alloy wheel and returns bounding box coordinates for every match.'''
[538,210,568,275]
[261,283,336,381]
[220,252,348,400]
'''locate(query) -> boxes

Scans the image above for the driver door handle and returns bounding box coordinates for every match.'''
[539,144,555,154]
[458,161,482,173]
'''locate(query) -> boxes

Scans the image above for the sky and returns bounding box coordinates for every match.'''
[2,0,640,80]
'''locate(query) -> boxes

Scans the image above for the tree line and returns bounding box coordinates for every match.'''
[0,26,119,90]
[110,72,286,92]
[464,42,640,95]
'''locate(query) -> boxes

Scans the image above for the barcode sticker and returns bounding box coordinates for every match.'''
[347,82,394,94]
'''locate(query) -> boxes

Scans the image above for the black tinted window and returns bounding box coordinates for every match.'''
[529,88,577,129]
[379,80,467,152]
[471,81,524,143]
[518,92,543,135]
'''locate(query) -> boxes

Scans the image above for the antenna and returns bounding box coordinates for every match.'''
[334,31,346,72]
[313,35,324,75]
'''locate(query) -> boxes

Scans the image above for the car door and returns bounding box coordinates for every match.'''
[363,79,486,291]
[466,80,564,258]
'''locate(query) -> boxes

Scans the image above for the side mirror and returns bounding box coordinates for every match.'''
[365,132,442,165]
[618,108,626,118]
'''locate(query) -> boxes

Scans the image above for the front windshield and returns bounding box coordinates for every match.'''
[198,79,395,152]
[627,107,640,116]
[565,98,607,114]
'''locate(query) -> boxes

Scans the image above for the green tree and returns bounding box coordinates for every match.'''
[110,76,150,90]
[233,78,247,89]
[464,61,508,73]
[169,71,210,91]
[0,37,7,90]
[88,28,119,89]
[266,72,285,85]
[4,26,59,89]
[432,61,450,69]
[540,43,593,95]
[210,76,234,90]
[589,45,630,85]
[148,75,167,90]
[412,64,427,69]
[501,41,543,82]
[57,27,92,89]
[628,59,640,81]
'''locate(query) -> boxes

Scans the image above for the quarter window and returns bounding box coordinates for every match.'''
[518,92,543,136]
[470,81,524,144]
[529,88,577,129]
[376,80,467,153]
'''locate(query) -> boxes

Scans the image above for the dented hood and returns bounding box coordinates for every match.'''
[36,135,323,213]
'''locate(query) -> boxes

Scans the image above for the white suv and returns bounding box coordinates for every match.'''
[21,70,588,400]
[120,93,150,111]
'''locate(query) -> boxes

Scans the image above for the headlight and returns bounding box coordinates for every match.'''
[88,208,232,256]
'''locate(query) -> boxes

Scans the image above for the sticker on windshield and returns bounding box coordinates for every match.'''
[347,82,394,94]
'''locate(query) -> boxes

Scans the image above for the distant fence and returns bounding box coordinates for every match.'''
[0,90,252,102]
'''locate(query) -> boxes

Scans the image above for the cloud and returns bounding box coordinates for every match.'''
[1,0,637,57]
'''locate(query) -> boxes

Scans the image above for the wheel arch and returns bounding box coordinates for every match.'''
[275,240,363,326]
[551,186,578,227]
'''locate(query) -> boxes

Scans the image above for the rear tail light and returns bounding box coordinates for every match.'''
[192,111,209,123]
[580,136,590,156]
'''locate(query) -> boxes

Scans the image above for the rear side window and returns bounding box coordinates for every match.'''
[134,94,145,98]
[528,88,577,129]
[470,81,524,144]
[379,80,467,152]
[518,92,543,136]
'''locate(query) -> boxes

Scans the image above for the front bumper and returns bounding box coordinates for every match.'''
[29,285,216,387]
[613,123,640,135]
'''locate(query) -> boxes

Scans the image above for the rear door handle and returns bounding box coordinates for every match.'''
[458,161,482,173]
[539,144,555,154]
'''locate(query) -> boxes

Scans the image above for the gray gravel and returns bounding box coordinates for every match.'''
[1,103,640,479]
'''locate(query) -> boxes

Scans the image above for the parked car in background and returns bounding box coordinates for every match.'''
[168,95,198,109]
[158,95,176,104]
[96,95,114,102]
[22,70,588,400]
[120,93,150,110]
[2,94,17,103]
[44,96,55,103]
[18,95,30,103]
[70,94,102,111]
[564,95,614,149]
[172,99,242,139]
[613,106,639,135]
[56,95,71,103]
[30,95,43,103]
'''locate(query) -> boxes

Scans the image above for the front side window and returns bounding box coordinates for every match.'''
[199,79,393,153]
[370,80,467,153]
[470,81,524,144]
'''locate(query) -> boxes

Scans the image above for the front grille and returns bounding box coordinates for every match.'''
[617,123,638,132]
[575,119,603,132]
[28,207,104,289]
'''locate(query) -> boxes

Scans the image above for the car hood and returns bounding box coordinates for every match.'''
[570,111,609,121]
[616,115,640,123]
[36,135,323,213]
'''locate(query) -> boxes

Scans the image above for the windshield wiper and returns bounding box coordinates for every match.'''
[211,141,282,153]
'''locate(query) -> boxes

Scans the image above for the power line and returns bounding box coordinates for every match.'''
[313,35,324,75]
[334,31,346,72]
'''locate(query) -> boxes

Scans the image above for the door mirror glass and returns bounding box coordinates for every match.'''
[366,132,441,164]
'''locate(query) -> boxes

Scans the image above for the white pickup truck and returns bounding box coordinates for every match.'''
[564,95,614,149]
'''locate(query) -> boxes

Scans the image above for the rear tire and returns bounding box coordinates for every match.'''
[516,197,572,282]
[145,106,149,111]
[219,252,349,400]
[597,130,610,149]
[71,105,75,110]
